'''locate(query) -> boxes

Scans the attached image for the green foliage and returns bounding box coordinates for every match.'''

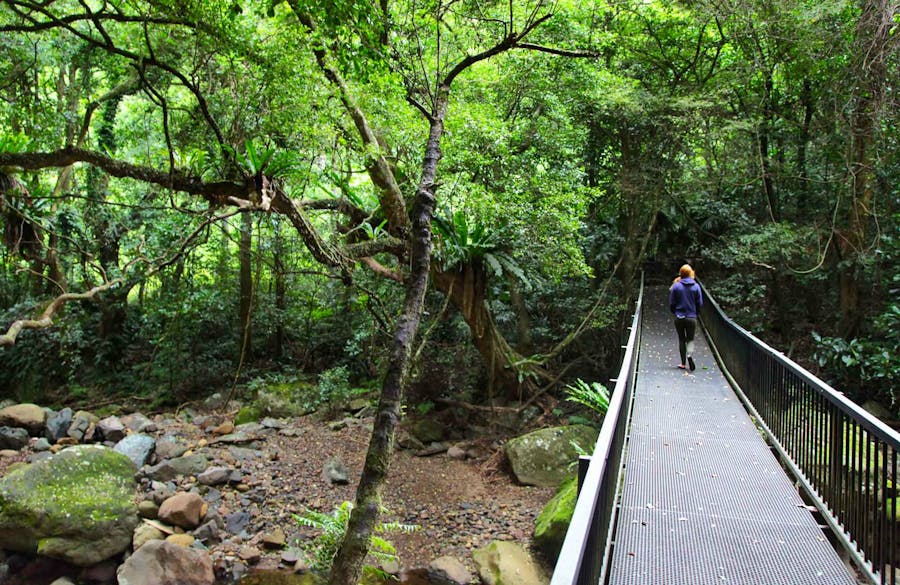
[293,501,417,575]
[564,379,611,421]
[317,365,352,407]
[812,311,900,407]
[0,131,29,154]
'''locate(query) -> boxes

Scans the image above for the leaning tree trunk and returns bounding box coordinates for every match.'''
[327,89,449,585]
[433,264,534,397]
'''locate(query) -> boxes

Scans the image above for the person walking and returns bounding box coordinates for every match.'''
[669,264,703,371]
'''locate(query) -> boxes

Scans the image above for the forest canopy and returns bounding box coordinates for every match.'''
[0,0,898,577]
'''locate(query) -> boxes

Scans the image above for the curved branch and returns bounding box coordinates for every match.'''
[0,282,122,346]
[515,43,600,58]
[0,148,246,203]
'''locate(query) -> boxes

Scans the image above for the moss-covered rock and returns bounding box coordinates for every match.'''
[472,541,548,585]
[251,380,318,419]
[0,444,139,566]
[235,405,263,426]
[504,425,598,487]
[534,476,577,562]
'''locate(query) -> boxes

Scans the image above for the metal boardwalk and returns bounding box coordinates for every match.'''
[608,288,859,585]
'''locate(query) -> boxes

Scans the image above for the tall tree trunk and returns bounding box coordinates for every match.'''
[273,221,286,359]
[836,0,896,337]
[508,273,533,355]
[239,212,253,357]
[328,88,449,585]
[795,78,813,215]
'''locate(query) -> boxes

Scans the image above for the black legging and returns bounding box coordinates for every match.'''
[674,317,697,365]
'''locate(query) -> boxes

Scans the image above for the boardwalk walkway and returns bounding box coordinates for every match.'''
[607,287,860,585]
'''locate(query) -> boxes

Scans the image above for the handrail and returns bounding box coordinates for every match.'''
[700,283,900,585]
[550,275,643,585]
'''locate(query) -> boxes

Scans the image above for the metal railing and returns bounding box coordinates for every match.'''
[549,279,643,585]
[700,284,900,585]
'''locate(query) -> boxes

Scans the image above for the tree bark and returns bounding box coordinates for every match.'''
[327,87,449,585]
[836,0,896,337]
[239,212,253,357]
[432,265,532,397]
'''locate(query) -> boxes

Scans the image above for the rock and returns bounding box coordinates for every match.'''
[447,445,467,460]
[533,476,577,562]
[322,456,349,484]
[0,403,46,435]
[67,411,98,441]
[193,519,221,544]
[116,540,214,585]
[138,499,160,519]
[0,448,19,457]
[96,416,126,442]
[210,431,259,445]
[262,526,286,549]
[348,398,370,412]
[158,492,205,529]
[504,425,598,487]
[146,454,209,481]
[428,556,472,585]
[80,559,117,583]
[396,430,425,451]
[234,405,262,426]
[114,433,156,468]
[45,408,74,442]
[165,533,196,547]
[0,427,29,450]
[211,421,234,436]
[155,436,190,460]
[198,466,231,486]
[133,523,166,550]
[225,511,251,535]
[410,418,447,444]
[260,417,285,429]
[472,541,548,585]
[0,444,139,566]
[31,437,52,451]
[281,549,302,565]
[121,412,157,433]
[49,578,77,585]
[416,442,448,457]
[238,546,261,564]
[149,481,176,504]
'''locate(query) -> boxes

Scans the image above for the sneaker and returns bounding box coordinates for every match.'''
[688,356,696,371]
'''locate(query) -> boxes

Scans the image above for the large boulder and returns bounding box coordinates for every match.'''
[504,425,598,487]
[116,540,214,585]
[0,403,46,435]
[533,476,577,562]
[0,444,139,566]
[472,541,548,585]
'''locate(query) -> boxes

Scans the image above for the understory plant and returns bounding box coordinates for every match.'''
[293,501,418,578]
[564,378,611,424]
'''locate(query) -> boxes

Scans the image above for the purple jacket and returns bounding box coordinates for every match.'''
[669,277,703,319]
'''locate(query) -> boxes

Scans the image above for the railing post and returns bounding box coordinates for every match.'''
[577,455,591,495]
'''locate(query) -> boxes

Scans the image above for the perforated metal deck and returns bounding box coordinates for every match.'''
[607,288,859,585]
